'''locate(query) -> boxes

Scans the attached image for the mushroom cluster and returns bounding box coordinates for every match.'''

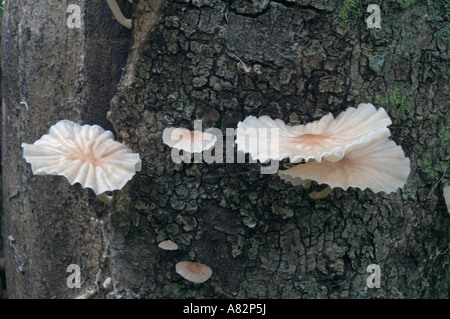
[236,103,410,198]
[22,120,141,205]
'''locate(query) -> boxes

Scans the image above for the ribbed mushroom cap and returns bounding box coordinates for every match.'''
[236,103,392,163]
[162,127,217,153]
[278,134,410,193]
[22,120,141,195]
[175,261,212,283]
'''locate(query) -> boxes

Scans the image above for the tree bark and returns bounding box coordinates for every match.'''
[1,0,131,298]
[2,0,449,299]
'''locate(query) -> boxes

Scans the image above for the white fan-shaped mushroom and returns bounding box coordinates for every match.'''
[22,120,141,204]
[278,133,410,194]
[236,103,392,163]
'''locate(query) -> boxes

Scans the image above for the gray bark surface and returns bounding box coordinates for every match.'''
[2,0,449,298]
[1,0,131,298]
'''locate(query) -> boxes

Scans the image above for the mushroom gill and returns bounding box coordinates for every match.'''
[22,120,141,204]
[175,261,212,284]
[236,103,392,163]
[278,133,410,194]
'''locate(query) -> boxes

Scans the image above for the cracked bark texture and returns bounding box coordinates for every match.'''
[2,0,449,298]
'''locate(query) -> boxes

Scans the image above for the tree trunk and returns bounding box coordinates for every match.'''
[1,0,131,298]
[2,0,449,299]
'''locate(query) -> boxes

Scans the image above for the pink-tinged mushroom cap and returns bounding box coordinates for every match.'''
[236,103,392,163]
[158,240,179,250]
[162,127,217,153]
[22,120,141,196]
[278,134,410,194]
[175,261,212,283]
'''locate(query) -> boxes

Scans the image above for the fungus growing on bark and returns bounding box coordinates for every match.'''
[158,240,179,251]
[236,103,392,163]
[444,184,450,213]
[22,120,141,205]
[278,132,410,197]
[162,127,217,153]
[106,0,132,29]
[175,261,212,283]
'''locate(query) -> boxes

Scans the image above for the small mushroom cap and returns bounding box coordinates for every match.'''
[175,261,212,283]
[158,240,179,250]
[278,135,410,194]
[236,103,392,163]
[162,127,217,153]
[22,120,141,195]
[444,185,450,213]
